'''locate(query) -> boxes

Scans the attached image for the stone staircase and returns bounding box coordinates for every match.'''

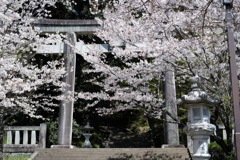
[32,148,191,160]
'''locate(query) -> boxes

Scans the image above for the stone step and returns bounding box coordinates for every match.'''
[32,148,191,160]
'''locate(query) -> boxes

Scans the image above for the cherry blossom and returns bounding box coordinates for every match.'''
[0,1,71,158]
[76,0,240,155]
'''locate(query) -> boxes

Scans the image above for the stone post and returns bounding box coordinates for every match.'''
[52,32,76,148]
[163,66,179,146]
[181,75,216,160]
[39,123,47,149]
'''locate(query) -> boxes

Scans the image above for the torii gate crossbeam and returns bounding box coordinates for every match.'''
[34,19,100,35]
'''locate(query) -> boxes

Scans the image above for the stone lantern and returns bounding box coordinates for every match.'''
[81,122,93,148]
[181,75,217,160]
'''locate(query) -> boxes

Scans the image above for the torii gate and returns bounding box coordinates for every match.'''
[33,19,179,148]
[34,19,109,148]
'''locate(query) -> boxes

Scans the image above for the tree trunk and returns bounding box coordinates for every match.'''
[147,117,163,147]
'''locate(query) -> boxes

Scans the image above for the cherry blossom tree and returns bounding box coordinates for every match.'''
[0,0,74,158]
[76,0,240,157]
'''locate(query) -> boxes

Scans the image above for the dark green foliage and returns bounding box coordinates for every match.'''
[209,141,235,160]
[46,118,82,147]
[74,109,165,148]
[46,120,58,147]
[4,154,30,160]
[146,117,164,147]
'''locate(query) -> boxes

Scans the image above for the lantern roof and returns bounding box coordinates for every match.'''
[180,75,218,105]
[82,122,93,131]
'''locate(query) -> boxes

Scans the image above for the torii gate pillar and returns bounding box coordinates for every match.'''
[163,66,179,146]
[52,32,76,148]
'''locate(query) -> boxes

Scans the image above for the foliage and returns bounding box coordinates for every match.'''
[128,110,149,134]
[4,154,30,160]
[46,118,82,148]
[209,141,235,160]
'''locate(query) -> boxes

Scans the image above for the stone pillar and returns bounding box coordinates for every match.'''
[163,66,179,145]
[52,32,76,148]
[39,123,47,148]
[181,75,216,160]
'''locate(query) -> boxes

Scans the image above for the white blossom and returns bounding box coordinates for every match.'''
[0,0,72,118]
[76,0,240,121]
